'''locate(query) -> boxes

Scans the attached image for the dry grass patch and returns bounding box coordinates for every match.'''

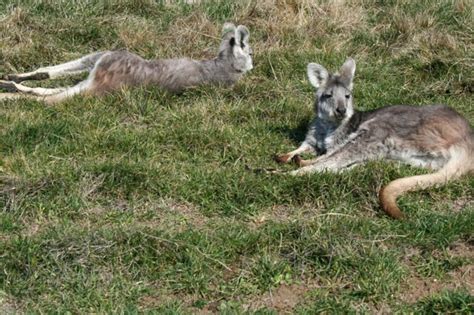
[136,197,209,230]
[391,29,459,63]
[1,174,53,212]
[0,7,36,61]
[248,203,325,229]
[163,12,220,58]
[115,12,220,59]
[247,201,369,230]
[249,0,367,53]
[82,197,209,232]
[115,15,161,55]
[384,1,473,68]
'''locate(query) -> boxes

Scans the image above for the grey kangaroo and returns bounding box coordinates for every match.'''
[275,58,474,219]
[0,23,252,104]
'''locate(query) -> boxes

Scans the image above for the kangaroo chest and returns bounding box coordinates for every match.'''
[315,110,370,153]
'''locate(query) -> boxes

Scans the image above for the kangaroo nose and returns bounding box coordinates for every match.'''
[336,107,346,115]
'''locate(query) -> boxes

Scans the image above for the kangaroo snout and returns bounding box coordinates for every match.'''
[335,106,346,118]
[336,106,346,115]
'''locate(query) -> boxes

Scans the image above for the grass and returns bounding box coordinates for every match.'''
[1,0,473,313]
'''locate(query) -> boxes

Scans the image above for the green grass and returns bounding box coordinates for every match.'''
[1,0,473,313]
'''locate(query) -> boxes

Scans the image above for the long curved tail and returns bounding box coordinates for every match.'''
[379,143,474,219]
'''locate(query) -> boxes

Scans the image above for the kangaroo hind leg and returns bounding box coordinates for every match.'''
[42,79,94,104]
[3,51,108,82]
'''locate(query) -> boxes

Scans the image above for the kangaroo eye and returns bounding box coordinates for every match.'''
[322,94,332,99]
[345,94,351,99]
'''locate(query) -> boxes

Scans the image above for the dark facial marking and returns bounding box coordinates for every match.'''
[321,93,332,100]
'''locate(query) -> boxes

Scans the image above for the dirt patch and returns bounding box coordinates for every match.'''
[449,197,474,213]
[400,242,473,303]
[139,290,217,314]
[139,280,317,313]
[449,264,473,294]
[246,284,306,312]
[138,290,176,310]
[401,276,445,304]
[447,241,474,259]
[23,221,41,237]
[0,291,20,314]
[400,267,473,304]
[243,282,318,313]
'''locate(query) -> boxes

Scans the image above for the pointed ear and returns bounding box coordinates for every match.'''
[307,63,329,88]
[222,22,236,36]
[339,58,356,89]
[235,25,250,45]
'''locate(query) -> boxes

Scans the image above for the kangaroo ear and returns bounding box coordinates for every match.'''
[307,63,329,88]
[339,58,356,89]
[219,23,237,53]
[222,22,236,36]
[235,25,250,45]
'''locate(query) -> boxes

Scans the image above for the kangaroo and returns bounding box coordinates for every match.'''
[0,23,252,104]
[275,58,474,219]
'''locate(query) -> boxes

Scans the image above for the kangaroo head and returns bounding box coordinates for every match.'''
[219,23,253,73]
[307,58,356,122]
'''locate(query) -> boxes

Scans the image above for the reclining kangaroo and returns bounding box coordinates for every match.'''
[0,23,252,104]
[276,58,474,219]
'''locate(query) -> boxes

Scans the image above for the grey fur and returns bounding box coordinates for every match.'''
[0,23,252,104]
[276,59,474,219]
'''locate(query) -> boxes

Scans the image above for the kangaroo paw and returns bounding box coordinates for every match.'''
[0,80,19,92]
[274,153,293,164]
[2,73,49,83]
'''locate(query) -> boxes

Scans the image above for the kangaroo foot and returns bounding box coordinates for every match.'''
[0,80,19,92]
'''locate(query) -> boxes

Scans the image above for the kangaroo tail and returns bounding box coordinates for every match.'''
[379,143,474,219]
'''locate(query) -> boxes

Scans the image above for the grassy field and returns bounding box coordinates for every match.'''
[1,0,473,313]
